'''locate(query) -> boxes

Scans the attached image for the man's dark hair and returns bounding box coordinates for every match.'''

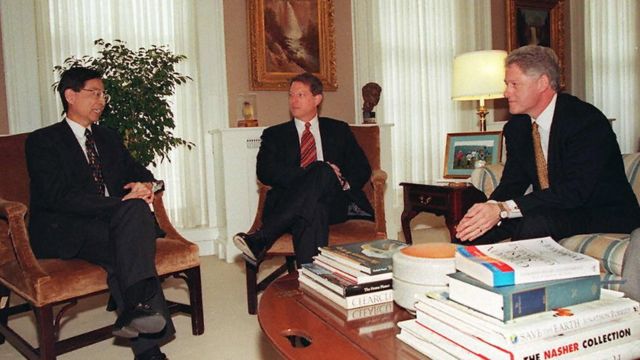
[57,67,103,114]
[289,72,323,96]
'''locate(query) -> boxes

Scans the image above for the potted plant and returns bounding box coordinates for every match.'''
[54,39,193,167]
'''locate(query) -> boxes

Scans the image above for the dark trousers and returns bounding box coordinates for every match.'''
[457,205,640,245]
[261,162,347,265]
[76,199,175,355]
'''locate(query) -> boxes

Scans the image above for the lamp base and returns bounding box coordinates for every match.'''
[476,105,489,132]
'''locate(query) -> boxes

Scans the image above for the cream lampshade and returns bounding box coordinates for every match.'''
[452,50,507,132]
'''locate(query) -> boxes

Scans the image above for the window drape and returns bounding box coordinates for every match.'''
[583,0,639,153]
[352,0,493,187]
[5,0,227,229]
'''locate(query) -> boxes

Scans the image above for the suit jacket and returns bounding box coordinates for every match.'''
[26,120,155,259]
[256,117,373,219]
[491,93,638,215]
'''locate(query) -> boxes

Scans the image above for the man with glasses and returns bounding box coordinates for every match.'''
[25,67,171,360]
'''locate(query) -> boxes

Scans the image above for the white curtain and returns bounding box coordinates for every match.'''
[12,0,225,229]
[352,0,493,186]
[583,0,639,153]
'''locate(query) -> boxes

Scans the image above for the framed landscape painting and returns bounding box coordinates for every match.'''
[444,132,503,179]
[506,0,566,88]
[248,0,337,91]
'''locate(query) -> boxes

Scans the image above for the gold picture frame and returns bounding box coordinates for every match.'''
[444,131,503,179]
[248,0,337,91]
[506,0,566,89]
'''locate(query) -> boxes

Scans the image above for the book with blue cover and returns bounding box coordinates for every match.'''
[455,237,600,287]
[447,271,601,321]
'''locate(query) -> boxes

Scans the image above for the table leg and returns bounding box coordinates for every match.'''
[401,209,418,245]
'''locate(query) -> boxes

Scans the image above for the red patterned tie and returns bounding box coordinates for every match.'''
[300,122,317,168]
[85,129,106,196]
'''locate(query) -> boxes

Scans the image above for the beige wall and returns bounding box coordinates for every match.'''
[223,0,355,127]
[0,18,8,134]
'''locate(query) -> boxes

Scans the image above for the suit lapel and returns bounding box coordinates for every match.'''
[57,121,92,173]
[546,94,566,184]
[319,118,333,161]
[284,120,301,164]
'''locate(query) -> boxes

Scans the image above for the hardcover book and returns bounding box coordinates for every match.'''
[318,239,407,274]
[299,273,394,309]
[313,255,393,284]
[447,272,601,321]
[414,311,640,360]
[455,237,600,287]
[300,263,392,297]
[416,290,640,346]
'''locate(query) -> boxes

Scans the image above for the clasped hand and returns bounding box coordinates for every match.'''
[122,182,154,204]
[455,202,501,241]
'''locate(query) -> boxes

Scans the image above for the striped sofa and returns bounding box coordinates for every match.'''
[470,153,640,300]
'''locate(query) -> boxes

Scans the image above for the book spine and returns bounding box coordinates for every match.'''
[398,320,488,360]
[299,273,393,309]
[300,267,391,296]
[314,256,392,284]
[321,247,391,274]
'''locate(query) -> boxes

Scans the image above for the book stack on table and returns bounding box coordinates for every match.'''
[396,237,640,359]
[298,239,407,310]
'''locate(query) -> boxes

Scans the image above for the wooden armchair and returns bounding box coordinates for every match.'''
[0,133,204,359]
[244,125,388,314]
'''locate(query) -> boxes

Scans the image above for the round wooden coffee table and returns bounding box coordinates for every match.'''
[257,273,422,359]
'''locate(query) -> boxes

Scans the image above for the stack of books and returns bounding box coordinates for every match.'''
[396,237,640,359]
[298,238,407,310]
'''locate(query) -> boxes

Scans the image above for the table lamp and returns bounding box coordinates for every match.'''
[452,50,507,132]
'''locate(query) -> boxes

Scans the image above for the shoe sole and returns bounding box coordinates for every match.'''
[113,325,139,338]
[233,234,257,261]
[130,313,167,334]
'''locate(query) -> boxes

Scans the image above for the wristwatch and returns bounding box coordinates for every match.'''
[497,202,509,219]
[151,180,165,193]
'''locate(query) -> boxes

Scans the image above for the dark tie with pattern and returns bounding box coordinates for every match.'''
[300,122,317,168]
[85,129,106,196]
[532,122,549,189]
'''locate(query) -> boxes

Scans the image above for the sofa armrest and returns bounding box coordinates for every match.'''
[620,227,640,301]
[469,164,505,198]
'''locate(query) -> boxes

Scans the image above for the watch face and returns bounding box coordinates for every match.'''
[500,211,508,219]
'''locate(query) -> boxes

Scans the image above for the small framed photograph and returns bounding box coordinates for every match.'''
[444,131,503,179]
[506,0,566,88]
[247,0,337,91]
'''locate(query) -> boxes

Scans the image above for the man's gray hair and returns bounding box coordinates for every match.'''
[506,45,561,91]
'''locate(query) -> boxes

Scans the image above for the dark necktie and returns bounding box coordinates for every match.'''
[532,122,549,189]
[85,129,106,196]
[300,122,317,168]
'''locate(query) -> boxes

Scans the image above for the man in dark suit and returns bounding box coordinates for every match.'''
[26,67,172,360]
[234,72,373,265]
[456,45,640,244]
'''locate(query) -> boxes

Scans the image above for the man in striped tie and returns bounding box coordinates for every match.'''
[234,73,374,265]
[455,45,640,245]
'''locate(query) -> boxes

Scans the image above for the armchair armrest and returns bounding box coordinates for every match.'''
[152,191,190,244]
[248,182,270,233]
[370,169,388,237]
[621,227,640,301]
[0,198,49,298]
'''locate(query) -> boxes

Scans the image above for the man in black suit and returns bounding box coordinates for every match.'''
[234,72,373,265]
[456,45,640,244]
[26,67,172,360]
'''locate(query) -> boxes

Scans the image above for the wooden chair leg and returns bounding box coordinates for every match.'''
[285,256,297,274]
[34,304,56,360]
[184,267,204,335]
[245,259,259,315]
[0,285,9,344]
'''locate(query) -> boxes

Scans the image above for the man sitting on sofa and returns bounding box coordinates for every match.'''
[456,45,640,244]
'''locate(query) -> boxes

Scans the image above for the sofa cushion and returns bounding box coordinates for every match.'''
[558,233,629,290]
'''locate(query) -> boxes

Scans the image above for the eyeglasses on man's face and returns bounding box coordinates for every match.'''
[80,88,111,103]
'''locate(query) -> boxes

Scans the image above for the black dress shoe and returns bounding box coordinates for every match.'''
[233,232,268,262]
[134,345,167,360]
[113,303,166,338]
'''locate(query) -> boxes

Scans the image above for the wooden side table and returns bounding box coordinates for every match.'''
[400,182,486,244]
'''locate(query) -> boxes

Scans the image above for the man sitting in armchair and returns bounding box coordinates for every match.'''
[455,45,640,245]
